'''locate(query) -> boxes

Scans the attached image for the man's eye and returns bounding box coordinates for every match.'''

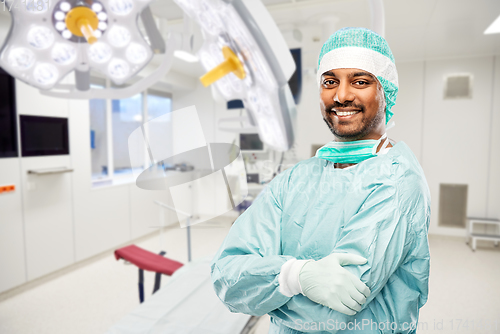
[355,81,368,86]
[323,80,336,85]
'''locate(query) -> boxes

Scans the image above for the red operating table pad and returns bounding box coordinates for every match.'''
[114,245,183,276]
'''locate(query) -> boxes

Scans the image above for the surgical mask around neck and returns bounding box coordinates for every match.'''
[315,133,389,164]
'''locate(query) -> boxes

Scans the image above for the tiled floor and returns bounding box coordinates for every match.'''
[0,222,499,334]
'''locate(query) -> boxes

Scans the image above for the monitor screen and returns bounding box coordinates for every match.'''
[240,133,264,151]
[20,115,69,157]
[227,100,245,109]
[0,69,18,158]
[289,48,302,105]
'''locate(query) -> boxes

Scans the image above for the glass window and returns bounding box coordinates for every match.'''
[112,93,143,177]
[89,84,172,185]
[146,90,173,168]
[147,90,172,120]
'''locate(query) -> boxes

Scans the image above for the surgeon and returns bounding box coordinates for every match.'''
[211,27,431,334]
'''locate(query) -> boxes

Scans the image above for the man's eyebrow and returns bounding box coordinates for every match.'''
[321,71,375,79]
[349,71,375,79]
[322,71,336,77]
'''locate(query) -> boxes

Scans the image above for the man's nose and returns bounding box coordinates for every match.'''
[334,81,355,104]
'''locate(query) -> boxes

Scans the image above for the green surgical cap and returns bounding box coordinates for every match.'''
[317,27,398,124]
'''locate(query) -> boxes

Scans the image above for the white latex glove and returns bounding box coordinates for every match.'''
[299,253,371,315]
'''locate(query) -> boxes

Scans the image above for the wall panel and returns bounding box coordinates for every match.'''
[422,56,494,236]
[487,56,500,219]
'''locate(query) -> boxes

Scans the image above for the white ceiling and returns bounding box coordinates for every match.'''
[149,0,500,74]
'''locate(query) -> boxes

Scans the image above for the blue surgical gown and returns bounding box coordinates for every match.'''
[211,142,431,334]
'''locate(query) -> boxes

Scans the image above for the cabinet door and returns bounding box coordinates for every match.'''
[0,159,27,293]
[21,156,75,280]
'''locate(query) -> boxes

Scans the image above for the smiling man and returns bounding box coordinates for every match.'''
[211,27,431,333]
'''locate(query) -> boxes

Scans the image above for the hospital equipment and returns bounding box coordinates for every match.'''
[114,244,183,303]
[317,27,399,124]
[466,217,500,251]
[298,253,370,315]
[107,256,252,334]
[174,0,297,152]
[0,0,173,99]
[19,115,69,157]
[369,0,386,37]
[239,133,265,153]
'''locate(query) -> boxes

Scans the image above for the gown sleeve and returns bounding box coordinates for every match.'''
[210,170,295,316]
[333,167,431,313]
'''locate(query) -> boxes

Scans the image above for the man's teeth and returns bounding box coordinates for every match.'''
[336,110,359,116]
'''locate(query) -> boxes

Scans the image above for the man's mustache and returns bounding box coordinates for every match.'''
[325,102,365,113]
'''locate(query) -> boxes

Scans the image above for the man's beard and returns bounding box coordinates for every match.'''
[323,101,385,140]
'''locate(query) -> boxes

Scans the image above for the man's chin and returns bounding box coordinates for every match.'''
[323,117,366,139]
[330,124,365,139]
[334,131,364,139]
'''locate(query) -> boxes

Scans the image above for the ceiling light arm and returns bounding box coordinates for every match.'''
[181,13,195,53]
[369,0,385,38]
[231,0,296,151]
[140,6,166,54]
[40,33,179,100]
[74,56,91,91]
[75,69,91,91]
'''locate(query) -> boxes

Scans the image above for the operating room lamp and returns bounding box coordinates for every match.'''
[0,0,174,100]
[174,0,297,152]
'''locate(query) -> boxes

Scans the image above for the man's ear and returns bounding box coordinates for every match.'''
[377,85,387,112]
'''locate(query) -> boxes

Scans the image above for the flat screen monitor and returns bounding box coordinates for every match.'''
[0,68,18,158]
[20,115,69,157]
[240,133,265,152]
[227,100,244,109]
[289,48,302,105]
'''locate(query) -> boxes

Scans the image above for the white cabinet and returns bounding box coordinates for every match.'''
[20,156,75,280]
[0,158,27,293]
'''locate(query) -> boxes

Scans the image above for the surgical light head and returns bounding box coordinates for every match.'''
[174,0,297,152]
[317,27,398,124]
[0,0,156,91]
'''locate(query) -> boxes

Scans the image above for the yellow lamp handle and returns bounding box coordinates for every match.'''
[65,6,99,44]
[200,46,246,87]
[78,18,97,44]
[200,59,239,87]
